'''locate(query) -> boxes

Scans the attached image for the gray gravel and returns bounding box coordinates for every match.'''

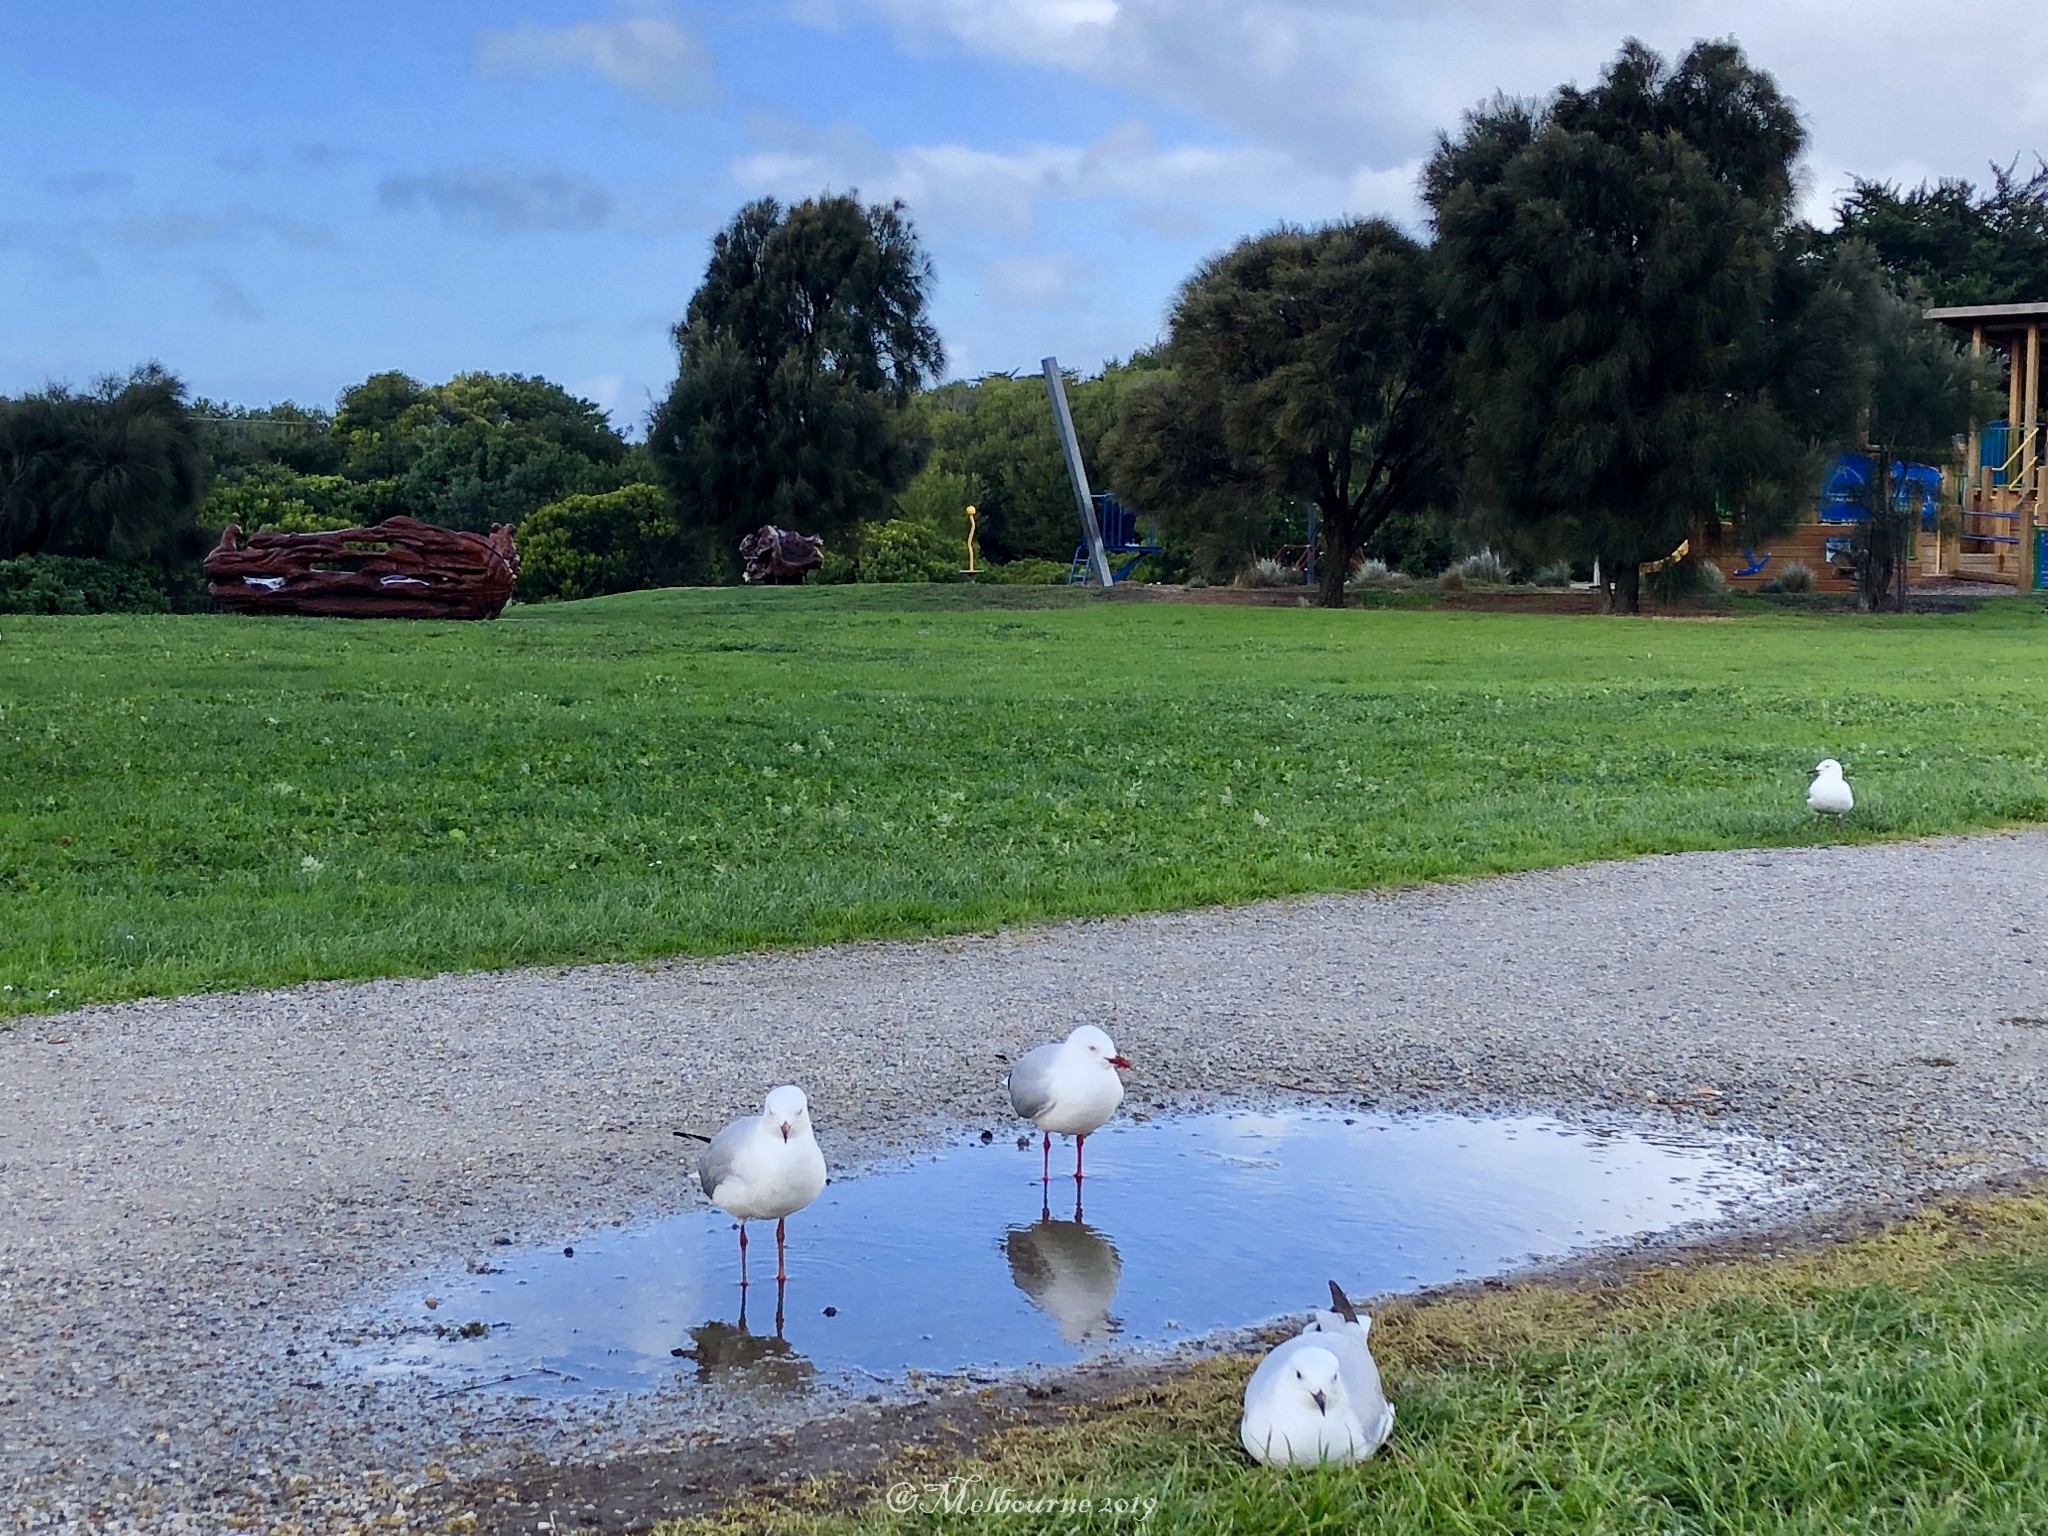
[6,831,2048,1533]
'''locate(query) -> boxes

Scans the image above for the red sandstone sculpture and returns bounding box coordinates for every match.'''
[204,517,518,619]
[738,525,825,584]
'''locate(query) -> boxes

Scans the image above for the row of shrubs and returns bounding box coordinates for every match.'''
[0,556,187,615]
[804,518,1070,586]
[1235,548,1824,601]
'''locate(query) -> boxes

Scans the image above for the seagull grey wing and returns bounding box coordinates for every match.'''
[697,1118,749,1201]
[1332,1323,1393,1453]
[1007,1043,1063,1120]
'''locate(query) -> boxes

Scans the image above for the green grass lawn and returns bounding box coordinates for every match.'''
[663,1192,2048,1535]
[3,586,2047,1015]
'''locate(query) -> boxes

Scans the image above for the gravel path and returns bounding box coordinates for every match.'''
[6,832,2048,1533]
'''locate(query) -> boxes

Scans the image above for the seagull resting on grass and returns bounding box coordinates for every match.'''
[1240,1281,1395,1467]
[694,1086,827,1287]
[1006,1025,1131,1183]
[1807,758,1854,816]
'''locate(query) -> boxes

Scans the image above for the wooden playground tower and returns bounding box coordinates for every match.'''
[1923,301,2045,588]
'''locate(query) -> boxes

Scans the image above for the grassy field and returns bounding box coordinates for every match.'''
[663,1189,2048,1535]
[3,586,2047,1015]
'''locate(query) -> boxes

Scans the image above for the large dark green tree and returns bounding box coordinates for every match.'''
[1825,159,2048,307]
[1106,219,1455,607]
[0,365,207,562]
[1427,39,1860,612]
[648,194,945,570]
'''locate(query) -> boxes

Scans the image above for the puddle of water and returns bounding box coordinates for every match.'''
[346,1109,1780,1398]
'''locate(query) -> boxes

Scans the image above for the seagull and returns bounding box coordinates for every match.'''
[1807,757,1854,816]
[1006,1025,1131,1183]
[695,1085,827,1288]
[1240,1281,1395,1467]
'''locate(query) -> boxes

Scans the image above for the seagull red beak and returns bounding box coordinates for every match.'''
[1108,1054,1131,1069]
[780,1122,791,1142]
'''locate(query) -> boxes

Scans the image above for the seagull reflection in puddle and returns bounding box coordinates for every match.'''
[675,1278,815,1390]
[1004,1193,1123,1344]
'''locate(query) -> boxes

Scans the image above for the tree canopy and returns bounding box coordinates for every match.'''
[648,194,945,571]
[201,371,631,535]
[0,365,208,563]
[1106,220,1454,606]
[1825,159,2048,307]
[1426,38,1869,611]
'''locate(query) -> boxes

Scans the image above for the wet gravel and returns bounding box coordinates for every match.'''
[6,831,2048,1532]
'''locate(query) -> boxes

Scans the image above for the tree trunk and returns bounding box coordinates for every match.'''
[1606,560,1641,614]
[1316,500,1351,608]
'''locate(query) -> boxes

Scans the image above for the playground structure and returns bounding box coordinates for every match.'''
[1041,356,1161,585]
[1708,301,2045,591]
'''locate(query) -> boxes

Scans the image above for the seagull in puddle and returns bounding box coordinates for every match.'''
[1006,1025,1131,1183]
[690,1085,827,1288]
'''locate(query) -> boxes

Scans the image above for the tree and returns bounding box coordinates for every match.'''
[1824,158,2048,307]
[1427,39,1857,612]
[195,371,636,538]
[1105,219,1455,607]
[913,358,1164,564]
[647,194,945,570]
[338,371,628,531]
[1837,267,2001,611]
[0,365,207,563]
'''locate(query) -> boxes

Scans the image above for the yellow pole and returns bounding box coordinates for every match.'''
[2026,324,2041,494]
[964,504,978,574]
[2027,326,2042,590]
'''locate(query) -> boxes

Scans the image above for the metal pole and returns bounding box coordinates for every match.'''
[1042,357,1114,587]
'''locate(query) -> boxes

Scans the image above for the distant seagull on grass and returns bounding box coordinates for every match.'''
[1007,1025,1131,1183]
[1240,1281,1395,1467]
[1807,758,1854,816]
[687,1086,827,1287]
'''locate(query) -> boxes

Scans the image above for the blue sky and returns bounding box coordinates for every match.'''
[3,1,2042,432]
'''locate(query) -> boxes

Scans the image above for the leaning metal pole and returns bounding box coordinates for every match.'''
[1042,356,1115,587]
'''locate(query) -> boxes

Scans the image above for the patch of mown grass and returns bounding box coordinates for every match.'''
[662,1191,2048,1535]
[4,587,2048,1014]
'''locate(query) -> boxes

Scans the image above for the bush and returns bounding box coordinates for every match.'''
[1771,560,1817,594]
[987,557,1069,585]
[1237,557,1300,589]
[515,485,683,602]
[1446,548,1512,584]
[807,550,858,585]
[1348,559,1412,592]
[202,465,368,533]
[1531,560,1573,587]
[856,518,957,583]
[0,555,173,614]
[1647,556,1729,604]
[1437,567,1468,593]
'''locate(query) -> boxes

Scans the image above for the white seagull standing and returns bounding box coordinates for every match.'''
[1807,757,1854,816]
[1240,1282,1396,1467]
[1007,1025,1131,1183]
[696,1085,828,1287]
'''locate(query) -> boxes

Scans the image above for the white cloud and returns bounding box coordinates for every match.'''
[478,8,719,111]
[831,0,2048,211]
[729,118,1411,240]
